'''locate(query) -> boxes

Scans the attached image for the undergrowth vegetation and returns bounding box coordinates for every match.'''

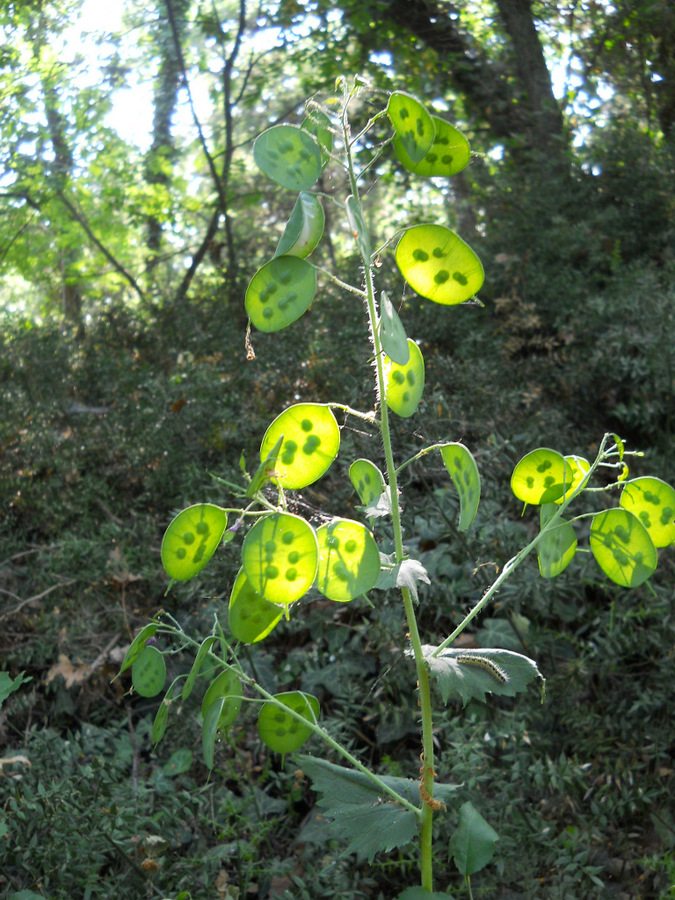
[2,86,674,900]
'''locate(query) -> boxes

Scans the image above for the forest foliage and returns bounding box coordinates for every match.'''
[1,1,674,899]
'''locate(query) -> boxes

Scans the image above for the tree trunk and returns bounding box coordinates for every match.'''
[36,42,83,329]
[352,0,566,160]
[494,0,565,154]
[145,0,191,274]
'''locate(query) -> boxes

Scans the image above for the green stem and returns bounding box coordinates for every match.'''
[341,85,436,893]
[433,432,616,657]
[158,624,421,817]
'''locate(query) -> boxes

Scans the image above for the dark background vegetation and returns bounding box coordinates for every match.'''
[1,1,673,898]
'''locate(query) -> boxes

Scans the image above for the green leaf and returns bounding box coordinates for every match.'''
[201,670,244,769]
[589,508,658,587]
[202,697,226,769]
[450,801,499,876]
[258,691,319,753]
[228,567,283,643]
[396,224,484,305]
[440,442,481,531]
[398,891,454,900]
[161,504,228,582]
[423,646,544,706]
[8,892,49,900]
[163,748,193,777]
[387,92,435,163]
[131,646,167,698]
[259,403,340,489]
[302,108,333,166]
[556,454,590,504]
[246,434,284,498]
[538,503,577,578]
[379,291,409,365]
[152,679,179,745]
[315,518,381,602]
[384,339,425,418]
[253,124,322,190]
[349,458,387,508]
[394,115,470,177]
[0,671,28,709]
[117,623,159,676]
[245,256,317,333]
[201,669,243,729]
[620,476,675,548]
[242,512,318,605]
[274,192,325,259]
[346,194,371,259]
[298,754,460,862]
[182,636,217,700]
[510,448,568,505]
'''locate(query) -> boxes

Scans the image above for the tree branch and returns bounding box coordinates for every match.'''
[164,0,228,212]
[55,189,145,301]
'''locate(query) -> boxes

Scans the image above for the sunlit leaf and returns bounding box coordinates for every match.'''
[245,435,284,498]
[302,108,333,166]
[620,476,675,548]
[387,92,435,163]
[384,339,425,418]
[537,503,577,578]
[258,691,319,753]
[590,508,657,587]
[349,458,387,507]
[440,442,481,531]
[131,646,166,698]
[161,504,228,582]
[228,567,283,643]
[394,115,470,177]
[274,192,325,259]
[450,801,499,876]
[259,403,340,489]
[316,518,381,602]
[245,256,317,333]
[396,558,430,604]
[379,291,409,364]
[396,224,484,305]
[555,454,590,504]
[242,512,318,605]
[510,448,568,505]
[253,124,322,190]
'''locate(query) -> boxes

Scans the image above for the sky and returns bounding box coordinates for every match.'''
[65,0,607,155]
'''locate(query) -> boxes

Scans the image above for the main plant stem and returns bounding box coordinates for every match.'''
[342,92,436,893]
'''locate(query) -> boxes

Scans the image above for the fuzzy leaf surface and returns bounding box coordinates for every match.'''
[396,558,430,603]
[423,646,543,706]
[298,755,460,861]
